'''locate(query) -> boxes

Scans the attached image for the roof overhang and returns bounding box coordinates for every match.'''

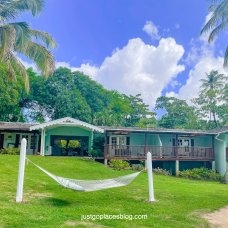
[103,127,216,135]
[30,117,104,133]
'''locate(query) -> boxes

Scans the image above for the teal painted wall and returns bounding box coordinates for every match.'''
[128,133,213,147]
[129,133,145,145]
[215,133,227,175]
[194,136,213,147]
[44,126,93,155]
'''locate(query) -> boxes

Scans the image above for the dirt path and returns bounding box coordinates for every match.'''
[202,206,228,228]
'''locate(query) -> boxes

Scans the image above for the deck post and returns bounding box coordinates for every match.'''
[40,129,44,156]
[175,160,179,176]
[212,161,215,171]
[144,132,149,155]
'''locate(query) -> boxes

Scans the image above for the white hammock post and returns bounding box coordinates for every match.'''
[16,138,27,203]
[147,152,155,202]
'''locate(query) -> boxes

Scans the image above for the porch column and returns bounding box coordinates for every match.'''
[175,160,179,176]
[175,134,178,158]
[32,132,36,155]
[144,132,149,155]
[212,161,215,171]
[40,128,45,156]
[40,129,43,155]
[104,131,108,166]
[90,130,94,151]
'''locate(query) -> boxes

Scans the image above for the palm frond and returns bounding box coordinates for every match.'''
[201,0,228,39]
[0,24,16,61]
[9,53,30,92]
[223,46,228,68]
[30,29,56,48]
[0,0,44,20]
[208,18,228,42]
[6,61,16,81]
[8,22,30,49]
[19,41,55,78]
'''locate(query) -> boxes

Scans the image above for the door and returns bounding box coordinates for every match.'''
[178,138,191,156]
[20,134,31,154]
[0,134,4,149]
[110,136,127,156]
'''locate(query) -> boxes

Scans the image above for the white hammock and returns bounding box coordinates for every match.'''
[27,159,141,192]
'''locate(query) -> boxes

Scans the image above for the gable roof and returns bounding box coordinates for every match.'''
[29,117,104,133]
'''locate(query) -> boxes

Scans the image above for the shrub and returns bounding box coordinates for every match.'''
[88,149,103,157]
[0,148,20,155]
[109,159,131,170]
[179,168,222,181]
[153,167,171,176]
[132,164,144,171]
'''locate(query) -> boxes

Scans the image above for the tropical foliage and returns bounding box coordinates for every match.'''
[22,67,155,126]
[201,0,228,67]
[0,0,56,91]
[193,70,228,128]
[0,64,24,121]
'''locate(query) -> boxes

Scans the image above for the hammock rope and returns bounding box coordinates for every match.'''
[26,158,141,192]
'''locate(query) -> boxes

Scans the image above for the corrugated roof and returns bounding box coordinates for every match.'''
[208,126,228,134]
[0,119,227,135]
[102,126,228,135]
[0,122,37,131]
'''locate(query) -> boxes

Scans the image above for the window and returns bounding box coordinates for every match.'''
[30,135,37,149]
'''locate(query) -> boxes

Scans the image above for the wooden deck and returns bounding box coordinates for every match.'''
[104,145,214,161]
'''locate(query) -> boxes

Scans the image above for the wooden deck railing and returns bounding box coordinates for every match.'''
[104,145,214,161]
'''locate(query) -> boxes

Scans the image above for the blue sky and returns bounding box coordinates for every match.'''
[19,0,227,107]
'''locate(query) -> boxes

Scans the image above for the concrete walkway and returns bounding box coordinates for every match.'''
[202,206,228,228]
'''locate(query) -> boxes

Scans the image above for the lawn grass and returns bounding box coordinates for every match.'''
[0,155,228,228]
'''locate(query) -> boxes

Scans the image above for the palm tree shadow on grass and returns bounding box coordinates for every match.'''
[43,197,72,207]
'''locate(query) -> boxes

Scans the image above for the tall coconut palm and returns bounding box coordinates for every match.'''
[199,70,227,126]
[200,70,226,91]
[0,0,56,92]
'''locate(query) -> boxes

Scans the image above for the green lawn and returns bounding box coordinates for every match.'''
[1,156,228,228]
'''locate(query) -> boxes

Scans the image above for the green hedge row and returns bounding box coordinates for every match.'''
[0,148,20,155]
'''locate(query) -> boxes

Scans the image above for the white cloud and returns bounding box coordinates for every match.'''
[170,80,181,88]
[177,56,226,102]
[174,13,226,103]
[95,37,184,105]
[165,91,178,98]
[56,62,98,79]
[142,21,160,40]
[74,38,185,106]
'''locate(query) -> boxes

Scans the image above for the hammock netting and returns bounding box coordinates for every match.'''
[27,159,140,192]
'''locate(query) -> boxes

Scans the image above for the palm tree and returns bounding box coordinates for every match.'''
[199,70,227,126]
[0,0,56,92]
[201,0,228,68]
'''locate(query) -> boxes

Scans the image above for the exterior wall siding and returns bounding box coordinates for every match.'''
[44,126,93,155]
[0,132,38,154]
[127,133,213,147]
[215,133,227,175]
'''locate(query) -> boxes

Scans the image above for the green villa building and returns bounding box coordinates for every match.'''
[0,117,227,175]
